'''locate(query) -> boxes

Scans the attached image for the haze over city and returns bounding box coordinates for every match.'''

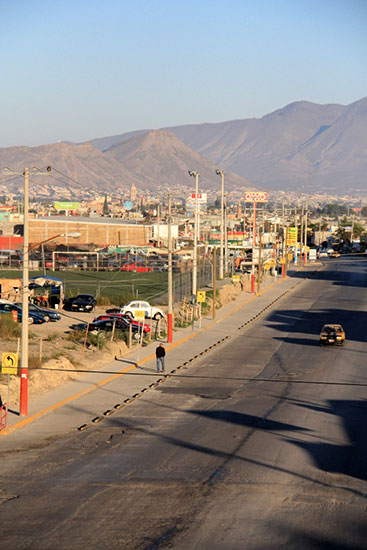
[1,0,366,148]
[2,4,367,549]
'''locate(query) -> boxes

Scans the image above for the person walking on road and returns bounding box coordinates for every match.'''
[155,343,166,372]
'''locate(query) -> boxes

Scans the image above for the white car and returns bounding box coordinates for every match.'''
[120,300,165,320]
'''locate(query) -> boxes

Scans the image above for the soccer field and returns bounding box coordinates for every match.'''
[0,269,169,305]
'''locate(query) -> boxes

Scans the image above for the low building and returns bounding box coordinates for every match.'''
[27,217,154,248]
[0,278,22,301]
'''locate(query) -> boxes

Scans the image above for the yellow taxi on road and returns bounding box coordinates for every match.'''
[319,324,345,346]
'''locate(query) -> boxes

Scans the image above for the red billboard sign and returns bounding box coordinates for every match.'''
[244,191,268,202]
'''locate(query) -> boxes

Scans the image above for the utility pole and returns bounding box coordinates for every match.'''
[281,200,286,278]
[20,167,29,417]
[253,201,257,246]
[157,203,160,248]
[282,200,285,257]
[294,207,298,264]
[188,171,199,296]
[304,198,308,265]
[212,246,217,320]
[299,205,304,266]
[224,193,228,276]
[167,193,173,343]
[215,169,225,279]
[2,166,51,416]
[257,224,262,295]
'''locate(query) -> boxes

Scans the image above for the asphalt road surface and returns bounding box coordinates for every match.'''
[1,257,367,549]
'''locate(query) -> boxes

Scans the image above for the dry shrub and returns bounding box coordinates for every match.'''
[0,314,21,339]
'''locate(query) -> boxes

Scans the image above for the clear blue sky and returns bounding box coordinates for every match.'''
[1,0,366,147]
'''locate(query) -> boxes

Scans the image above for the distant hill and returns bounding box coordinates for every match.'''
[283,97,367,192]
[104,130,252,191]
[0,142,141,197]
[88,98,367,193]
[0,132,251,197]
[1,98,366,196]
[167,98,367,192]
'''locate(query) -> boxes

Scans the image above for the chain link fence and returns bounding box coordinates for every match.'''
[61,259,218,306]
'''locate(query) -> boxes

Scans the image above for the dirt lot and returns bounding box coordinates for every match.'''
[0,305,132,408]
[0,279,248,409]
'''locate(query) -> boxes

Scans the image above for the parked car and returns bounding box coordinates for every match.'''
[82,318,147,340]
[120,262,153,272]
[120,300,165,320]
[0,303,46,324]
[93,313,151,334]
[0,298,15,305]
[16,302,61,322]
[318,249,328,258]
[63,294,96,312]
[319,324,345,346]
[328,251,341,258]
[148,260,169,272]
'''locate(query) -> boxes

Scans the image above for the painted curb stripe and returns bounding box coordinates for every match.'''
[2,274,308,436]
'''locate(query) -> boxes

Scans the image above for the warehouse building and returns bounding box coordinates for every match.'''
[27,217,154,248]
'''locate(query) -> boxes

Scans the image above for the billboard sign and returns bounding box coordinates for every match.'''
[54,202,80,210]
[186,198,205,211]
[286,227,298,246]
[244,191,268,203]
[191,193,207,203]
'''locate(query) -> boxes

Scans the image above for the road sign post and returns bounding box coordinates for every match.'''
[196,291,206,329]
[2,352,19,421]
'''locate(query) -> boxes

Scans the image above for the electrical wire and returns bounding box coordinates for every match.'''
[43,173,73,187]
[51,166,83,187]
[0,174,22,184]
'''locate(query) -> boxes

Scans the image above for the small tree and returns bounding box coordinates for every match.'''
[103,194,109,216]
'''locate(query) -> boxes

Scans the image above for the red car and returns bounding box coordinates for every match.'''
[120,262,153,272]
[93,313,151,334]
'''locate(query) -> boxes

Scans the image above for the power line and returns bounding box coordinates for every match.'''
[51,166,83,187]
[0,174,21,184]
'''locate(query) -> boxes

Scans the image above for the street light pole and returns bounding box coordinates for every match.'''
[167,193,173,343]
[215,169,225,279]
[188,171,199,296]
[299,205,304,267]
[224,193,228,276]
[304,198,308,265]
[212,246,217,320]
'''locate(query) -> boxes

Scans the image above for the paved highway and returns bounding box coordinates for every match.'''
[1,257,366,549]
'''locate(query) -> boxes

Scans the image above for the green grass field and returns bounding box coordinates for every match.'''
[0,269,169,306]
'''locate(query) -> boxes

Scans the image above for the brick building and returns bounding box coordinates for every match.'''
[28,217,153,248]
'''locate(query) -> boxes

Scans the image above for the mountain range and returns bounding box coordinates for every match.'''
[1,97,366,198]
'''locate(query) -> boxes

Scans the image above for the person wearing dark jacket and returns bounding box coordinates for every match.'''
[155,343,166,372]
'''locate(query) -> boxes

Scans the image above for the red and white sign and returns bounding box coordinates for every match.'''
[190,193,207,203]
[244,191,268,202]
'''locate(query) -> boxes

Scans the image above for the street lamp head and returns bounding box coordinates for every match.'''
[188,171,199,177]
[215,169,224,176]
